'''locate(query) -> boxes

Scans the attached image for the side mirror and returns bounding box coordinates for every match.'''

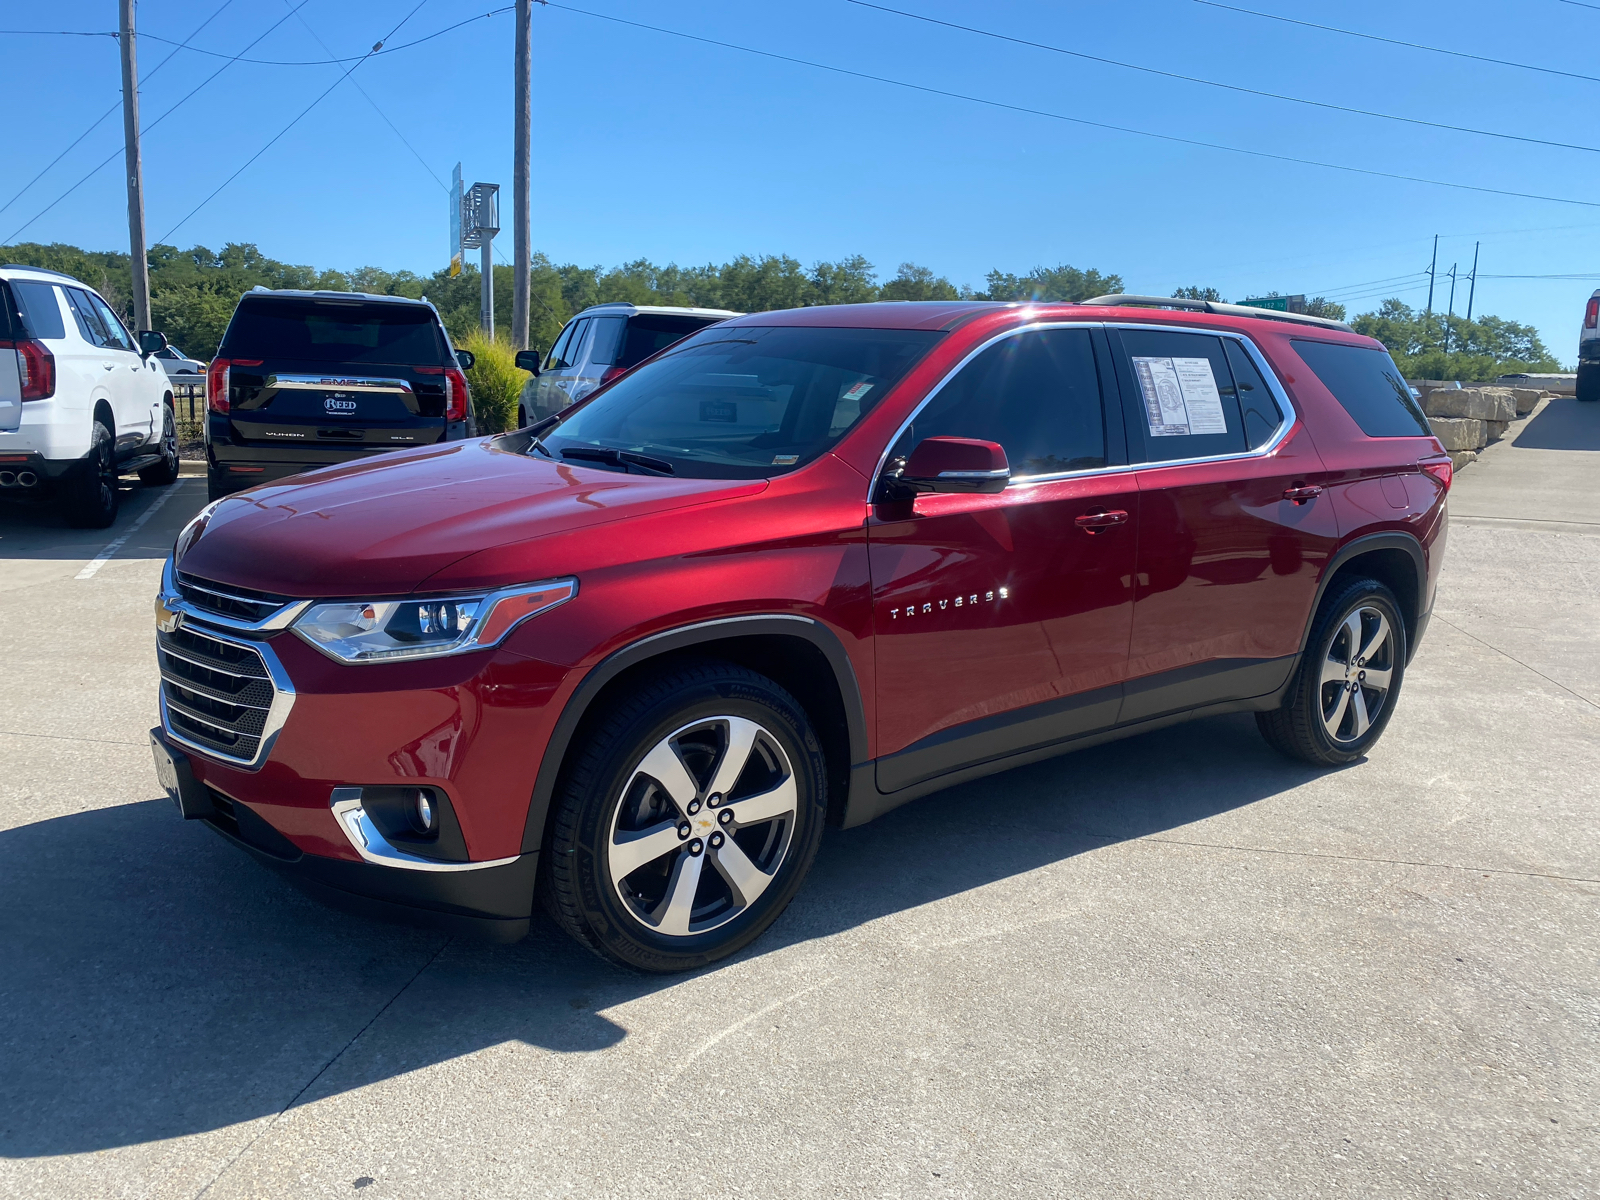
[138,330,168,357]
[514,349,542,376]
[879,436,1010,502]
[454,349,476,371]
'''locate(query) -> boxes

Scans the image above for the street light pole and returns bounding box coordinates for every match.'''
[119,0,151,333]
[511,0,532,350]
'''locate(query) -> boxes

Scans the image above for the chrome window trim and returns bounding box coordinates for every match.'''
[329,787,521,873]
[160,556,310,633]
[263,374,415,394]
[865,318,1297,500]
[157,620,296,772]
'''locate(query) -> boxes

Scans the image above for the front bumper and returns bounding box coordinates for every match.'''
[152,727,537,941]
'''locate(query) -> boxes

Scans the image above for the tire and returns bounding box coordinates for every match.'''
[65,420,119,529]
[206,467,231,503]
[138,402,180,486]
[1257,578,1407,766]
[542,660,829,972]
[1577,361,1599,402]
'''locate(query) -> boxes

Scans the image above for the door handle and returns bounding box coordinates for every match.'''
[1075,508,1129,533]
[102,362,115,371]
[1283,485,1323,504]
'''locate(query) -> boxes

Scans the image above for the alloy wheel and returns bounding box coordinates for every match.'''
[606,715,797,937]
[1320,605,1395,743]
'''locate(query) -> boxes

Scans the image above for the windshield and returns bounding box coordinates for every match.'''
[540,325,942,478]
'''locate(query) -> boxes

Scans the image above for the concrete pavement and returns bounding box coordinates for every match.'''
[0,407,1596,1199]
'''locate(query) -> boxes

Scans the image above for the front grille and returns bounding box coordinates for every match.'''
[158,623,277,763]
[176,571,295,625]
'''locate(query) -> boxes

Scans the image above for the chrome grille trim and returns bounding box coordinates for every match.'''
[156,612,295,771]
[161,557,310,633]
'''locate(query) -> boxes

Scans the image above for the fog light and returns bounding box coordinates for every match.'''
[411,789,436,835]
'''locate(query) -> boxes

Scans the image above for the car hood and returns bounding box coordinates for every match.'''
[178,440,767,596]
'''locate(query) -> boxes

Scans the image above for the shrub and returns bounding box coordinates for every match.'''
[457,329,528,435]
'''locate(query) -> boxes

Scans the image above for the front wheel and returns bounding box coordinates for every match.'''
[1257,578,1407,766]
[542,661,828,972]
[138,402,180,486]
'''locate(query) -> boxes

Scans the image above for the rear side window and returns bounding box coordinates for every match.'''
[1291,339,1430,437]
[11,281,66,341]
[586,316,627,365]
[618,315,716,369]
[1116,329,1248,460]
[0,282,16,340]
[64,288,112,347]
[893,327,1106,477]
[221,299,446,365]
[1223,340,1285,449]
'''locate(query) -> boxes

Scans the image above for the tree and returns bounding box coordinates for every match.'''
[1172,286,1224,302]
[1351,298,1562,380]
[1303,297,1347,321]
[880,263,960,302]
[984,264,1122,303]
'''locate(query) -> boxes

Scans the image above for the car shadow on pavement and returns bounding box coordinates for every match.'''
[0,712,1332,1158]
[0,478,206,560]
[1512,398,1600,451]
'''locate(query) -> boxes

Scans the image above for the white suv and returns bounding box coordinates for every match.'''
[0,264,180,527]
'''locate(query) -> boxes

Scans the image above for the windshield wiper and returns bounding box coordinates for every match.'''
[558,446,675,476]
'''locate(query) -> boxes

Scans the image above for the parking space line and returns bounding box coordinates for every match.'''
[74,485,189,580]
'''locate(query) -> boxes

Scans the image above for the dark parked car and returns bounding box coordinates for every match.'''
[204,289,475,501]
[153,295,1450,972]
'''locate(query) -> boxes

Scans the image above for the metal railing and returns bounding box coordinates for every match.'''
[166,377,206,443]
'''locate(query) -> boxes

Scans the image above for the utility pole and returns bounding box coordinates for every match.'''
[119,0,151,333]
[511,0,532,349]
[1425,234,1438,315]
[1445,263,1458,352]
[1466,241,1480,321]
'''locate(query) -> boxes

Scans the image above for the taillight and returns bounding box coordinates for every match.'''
[444,367,469,422]
[7,338,55,400]
[206,358,230,413]
[599,364,628,385]
[1420,458,1453,492]
[1586,296,1599,330]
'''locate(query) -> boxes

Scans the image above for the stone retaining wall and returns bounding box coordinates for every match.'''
[1418,386,1549,469]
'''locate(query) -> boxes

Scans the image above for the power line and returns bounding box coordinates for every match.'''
[846,1,1600,156]
[286,2,449,193]
[0,29,115,37]
[1558,0,1600,10]
[1194,1,1600,87]
[6,1,310,244]
[541,2,1600,210]
[0,0,237,220]
[136,8,513,66]
[159,1,434,243]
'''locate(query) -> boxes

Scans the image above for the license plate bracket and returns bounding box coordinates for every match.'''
[149,729,216,820]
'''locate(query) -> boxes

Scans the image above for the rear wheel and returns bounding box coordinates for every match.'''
[1257,578,1407,766]
[542,661,828,972]
[138,402,180,486]
[65,420,119,529]
[1577,361,1599,402]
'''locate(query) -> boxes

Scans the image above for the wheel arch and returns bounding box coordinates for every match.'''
[1302,533,1426,663]
[92,398,114,438]
[520,616,869,855]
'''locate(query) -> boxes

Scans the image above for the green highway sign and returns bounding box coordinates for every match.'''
[1241,294,1306,314]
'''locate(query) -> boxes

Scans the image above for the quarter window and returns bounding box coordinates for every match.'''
[1290,339,1430,437]
[9,281,66,340]
[1116,329,1248,460]
[586,316,627,366]
[890,327,1107,478]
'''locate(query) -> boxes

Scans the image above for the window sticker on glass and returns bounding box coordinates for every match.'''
[1132,356,1227,437]
[842,381,874,402]
[699,399,738,423]
[772,454,799,465]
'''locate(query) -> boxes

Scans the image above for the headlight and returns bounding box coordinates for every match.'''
[293,578,576,663]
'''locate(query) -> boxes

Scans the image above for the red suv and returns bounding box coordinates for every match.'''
[150,296,1450,972]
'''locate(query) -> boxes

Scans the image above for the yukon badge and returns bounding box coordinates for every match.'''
[324,397,358,413]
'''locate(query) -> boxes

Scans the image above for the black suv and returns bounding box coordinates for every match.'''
[205,290,475,501]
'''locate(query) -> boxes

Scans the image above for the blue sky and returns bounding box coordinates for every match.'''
[5,0,1598,361]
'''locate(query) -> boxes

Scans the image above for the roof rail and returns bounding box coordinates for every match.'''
[1080,294,1353,333]
[1,263,79,282]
